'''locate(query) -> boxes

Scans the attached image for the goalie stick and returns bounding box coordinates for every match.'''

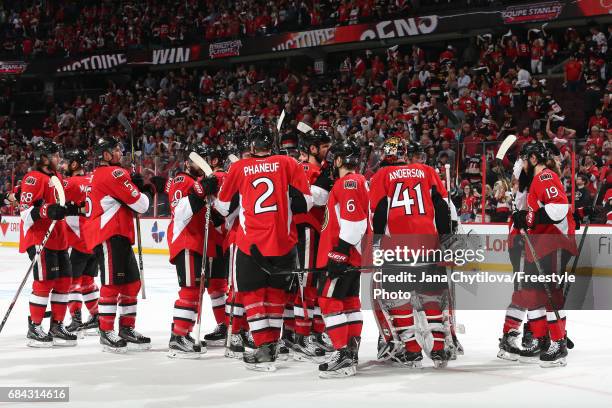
[0,176,65,334]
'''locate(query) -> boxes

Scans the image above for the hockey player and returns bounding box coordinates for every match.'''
[85,136,150,353]
[369,138,454,368]
[62,148,99,336]
[291,130,334,361]
[214,125,313,372]
[498,146,540,361]
[165,145,218,358]
[511,142,576,367]
[201,145,231,346]
[20,140,77,347]
[316,139,369,378]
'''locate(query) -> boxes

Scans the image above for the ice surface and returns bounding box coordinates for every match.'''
[1,248,611,408]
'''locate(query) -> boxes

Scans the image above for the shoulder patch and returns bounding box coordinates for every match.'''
[112,169,125,179]
[62,180,69,188]
[24,176,37,186]
[344,180,358,190]
[539,172,553,182]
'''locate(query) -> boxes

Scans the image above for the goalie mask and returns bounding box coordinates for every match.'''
[382,137,406,164]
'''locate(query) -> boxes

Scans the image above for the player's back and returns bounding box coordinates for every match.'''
[217,154,309,256]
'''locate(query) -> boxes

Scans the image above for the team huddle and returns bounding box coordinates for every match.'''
[15,124,576,378]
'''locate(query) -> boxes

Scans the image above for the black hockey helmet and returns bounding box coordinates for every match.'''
[330,139,361,167]
[300,129,331,153]
[522,142,549,164]
[279,132,299,156]
[406,140,423,155]
[63,148,88,166]
[94,136,121,159]
[203,144,228,162]
[188,142,209,159]
[33,139,60,161]
[248,125,274,151]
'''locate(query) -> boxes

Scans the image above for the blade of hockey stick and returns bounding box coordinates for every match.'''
[495,134,517,160]
[297,121,313,134]
[188,152,214,176]
[228,154,239,163]
[277,109,286,132]
[117,112,133,134]
[50,176,65,206]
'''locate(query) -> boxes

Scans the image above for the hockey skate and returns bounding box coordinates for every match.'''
[390,350,423,368]
[243,342,277,372]
[224,333,245,359]
[49,320,78,347]
[79,314,99,336]
[539,338,568,368]
[276,339,292,361]
[348,336,361,366]
[241,330,256,350]
[313,332,334,354]
[318,348,356,379]
[66,309,83,339]
[185,333,207,354]
[100,330,128,353]
[519,336,548,364]
[118,327,151,351]
[26,317,53,348]
[167,334,201,359]
[430,349,449,368]
[203,323,227,347]
[497,330,522,361]
[293,334,326,363]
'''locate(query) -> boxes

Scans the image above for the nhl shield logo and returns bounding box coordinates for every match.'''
[151,221,165,243]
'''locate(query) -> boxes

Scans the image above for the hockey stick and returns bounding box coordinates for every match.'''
[188,152,214,177]
[564,181,606,300]
[0,176,65,334]
[520,230,561,321]
[297,122,314,134]
[118,112,146,299]
[225,246,236,351]
[193,199,212,350]
[444,164,460,339]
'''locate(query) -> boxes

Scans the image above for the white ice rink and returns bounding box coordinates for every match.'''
[1,247,611,408]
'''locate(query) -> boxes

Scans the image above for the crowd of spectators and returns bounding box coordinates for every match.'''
[0,23,610,223]
[1,0,514,59]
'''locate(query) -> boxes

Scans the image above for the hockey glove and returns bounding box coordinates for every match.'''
[327,239,352,279]
[65,202,83,216]
[533,207,563,226]
[313,171,334,192]
[33,203,66,221]
[200,175,219,196]
[131,173,145,191]
[511,210,529,230]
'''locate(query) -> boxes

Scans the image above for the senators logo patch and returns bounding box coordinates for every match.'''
[539,173,552,181]
[344,180,357,190]
[112,169,125,178]
[24,176,37,186]
[62,180,69,188]
[174,176,185,184]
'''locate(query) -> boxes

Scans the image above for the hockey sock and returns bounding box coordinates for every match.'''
[225,290,245,334]
[283,296,295,334]
[266,288,287,341]
[313,304,325,334]
[68,276,83,317]
[526,307,548,338]
[98,285,119,331]
[81,275,99,316]
[503,303,527,333]
[208,278,227,325]
[173,287,199,336]
[117,280,141,328]
[29,280,53,324]
[50,277,71,322]
[344,296,363,339]
[546,309,567,341]
[319,296,348,350]
[243,288,275,346]
[294,286,317,336]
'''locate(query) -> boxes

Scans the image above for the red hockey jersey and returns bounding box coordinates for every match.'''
[64,174,92,254]
[215,154,312,257]
[19,171,67,252]
[316,172,370,268]
[84,165,149,250]
[525,168,576,260]
[293,161,328,231]
[369,163,449,238]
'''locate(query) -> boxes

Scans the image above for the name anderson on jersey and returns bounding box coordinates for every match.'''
[388,168,426,180]
[244,161,280,176]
